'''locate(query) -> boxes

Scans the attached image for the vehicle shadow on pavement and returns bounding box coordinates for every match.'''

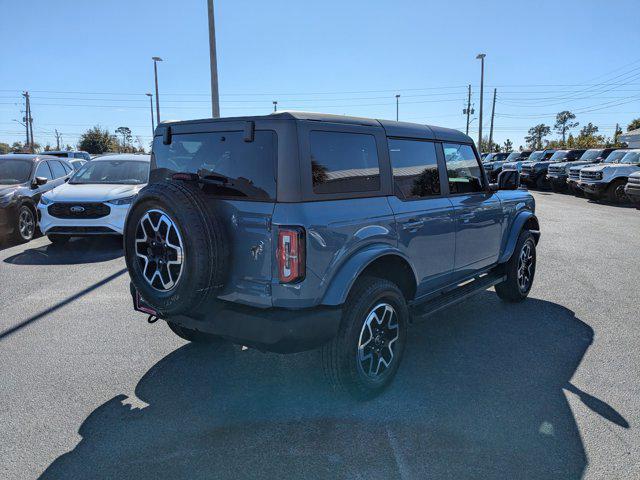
[3,237,123,265]
[40,293,628,480]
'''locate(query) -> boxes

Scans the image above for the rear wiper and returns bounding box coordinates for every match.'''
[171,171,230,185]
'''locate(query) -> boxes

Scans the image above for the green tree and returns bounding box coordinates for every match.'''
[554,111,579,146]
[574,123,605,148]
[78,126,118,154]
[478,136,491,152]
[579,123,599,137]
[11,141,25,152]
[613,124,623,144]
[115,126,133,149]
[503,139,513,152]
[0,142,10,154]
[525,124,551,150]
[627,118,640,131]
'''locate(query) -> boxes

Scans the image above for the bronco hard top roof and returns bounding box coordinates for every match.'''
[159,111,473,144]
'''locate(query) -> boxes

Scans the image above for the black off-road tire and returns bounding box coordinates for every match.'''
[568,184,583,197]
[124,181,228,316]
[535,175,548,190]
[166,321,227,344]
[550,181,565,193]
[322,276,409,400]
[48,234,70,245]
[606,179,629,204]
[584,191,599,201]
[496,230,536,302]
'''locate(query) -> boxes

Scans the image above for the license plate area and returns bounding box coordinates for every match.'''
[135,290,159,316]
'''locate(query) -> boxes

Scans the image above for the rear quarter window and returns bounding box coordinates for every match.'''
[151,131,277,201]
[309,131,380,194]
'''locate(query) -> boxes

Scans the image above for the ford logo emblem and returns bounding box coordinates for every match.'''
[70,206,85,213]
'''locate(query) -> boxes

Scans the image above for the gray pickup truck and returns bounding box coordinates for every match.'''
[124,112,540,398]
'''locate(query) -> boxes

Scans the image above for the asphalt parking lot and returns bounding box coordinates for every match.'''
[0,192,638,480]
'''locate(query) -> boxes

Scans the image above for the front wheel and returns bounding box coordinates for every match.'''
[322,277,408,400]
[535,175,548,190]
[607,179,629,204]
[12,205,36,243]
[496,230,536,302]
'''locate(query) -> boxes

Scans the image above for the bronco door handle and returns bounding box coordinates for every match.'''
[403,219,424,230]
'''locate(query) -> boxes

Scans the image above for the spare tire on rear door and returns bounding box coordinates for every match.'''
[124,180,228,316]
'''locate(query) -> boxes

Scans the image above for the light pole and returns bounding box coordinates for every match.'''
[395,94,400,121]
[146,93,155,137]
[152,56,163,124]
[476,53,486,151]
[273,101,278,112]
[207,0,221,118]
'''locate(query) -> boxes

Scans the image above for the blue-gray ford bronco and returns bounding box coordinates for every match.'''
[124,112,540,399]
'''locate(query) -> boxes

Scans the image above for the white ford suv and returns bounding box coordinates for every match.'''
[38,154,150,244]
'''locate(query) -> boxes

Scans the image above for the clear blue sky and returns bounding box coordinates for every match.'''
[1,0,639,150]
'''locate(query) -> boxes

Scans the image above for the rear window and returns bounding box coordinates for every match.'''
[151,131,277,201]
[49,160,67,178]
[310,131,380,194]
[388,139,441,199]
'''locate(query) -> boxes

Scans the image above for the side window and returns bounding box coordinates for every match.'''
[310,131,380,194]
[388,139,441,199]
[35,162,53,179]
[49,160,67,178]
[61,161,73,174]
[443,143,484,194]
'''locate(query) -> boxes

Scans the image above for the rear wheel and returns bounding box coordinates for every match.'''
[607,179,629,204]
[12,205,35,243]
[322,277,408,400]
[496,230,536,302]
[48,234,70,245]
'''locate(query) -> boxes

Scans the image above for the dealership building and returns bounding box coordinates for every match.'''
[620,128,640,148]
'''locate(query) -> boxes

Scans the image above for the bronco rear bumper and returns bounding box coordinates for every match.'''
[131,284,342,353]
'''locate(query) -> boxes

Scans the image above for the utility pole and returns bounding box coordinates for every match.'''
[55,129,62,150]
[463,84,474,135]
[476,53,486,151]
[273,101,277,112]
[395,94,400,121]
[488,88,497,152]
[152,57,163,124]
[21,93,30,149]
[207,0,221,118]
[23,91,34,153]
[146,93,155,136]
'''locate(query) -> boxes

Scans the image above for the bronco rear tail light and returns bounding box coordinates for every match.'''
[277,226,305,283]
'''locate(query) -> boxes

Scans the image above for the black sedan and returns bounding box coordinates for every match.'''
[0,154,73,243]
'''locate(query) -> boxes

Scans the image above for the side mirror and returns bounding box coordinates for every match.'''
[32,176,48,188]
[497,170,520,190]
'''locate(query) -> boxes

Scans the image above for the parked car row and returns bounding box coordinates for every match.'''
[483,147,640,206]
[0,153,149,244]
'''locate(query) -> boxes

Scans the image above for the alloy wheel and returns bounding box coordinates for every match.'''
[357,303,400,378]
[134,209,185,291]
[517,240,535,292]
[18,208,35,240]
